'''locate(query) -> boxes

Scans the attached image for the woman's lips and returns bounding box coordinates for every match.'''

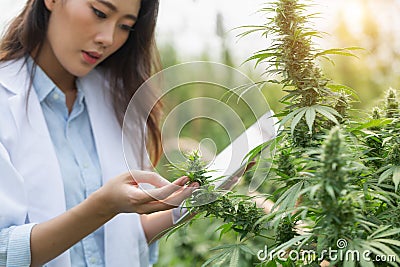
[82,51,102,65]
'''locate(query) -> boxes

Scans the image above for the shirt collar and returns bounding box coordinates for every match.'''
[27,57,85,104]
[27,57,56,103]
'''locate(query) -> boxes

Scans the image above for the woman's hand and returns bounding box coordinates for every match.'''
[96,170,198,217]
[29,171,196,266]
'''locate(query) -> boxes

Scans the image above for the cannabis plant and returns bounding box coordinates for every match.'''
[173,151,267,240]
[167,1,400,266]
[238,0,400,266]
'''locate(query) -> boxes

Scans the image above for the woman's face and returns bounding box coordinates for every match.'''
[42,0,141,78]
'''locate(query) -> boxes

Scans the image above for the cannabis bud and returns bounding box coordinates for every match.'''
[385,88,399,118]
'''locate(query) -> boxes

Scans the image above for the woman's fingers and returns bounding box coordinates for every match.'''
[140,177,190,202]
[172,176,190,186]
[128,170,189,189]
[162,182,199,206]
[138,201,175,214]
[138,183,199,213]
[112,171,199,214]
[129,170,170,187]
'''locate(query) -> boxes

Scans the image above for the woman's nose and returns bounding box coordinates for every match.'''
[94,23,115,48]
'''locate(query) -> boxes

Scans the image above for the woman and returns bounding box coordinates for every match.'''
[0,0,197,266]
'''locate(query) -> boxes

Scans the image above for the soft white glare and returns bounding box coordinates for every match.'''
[1,0,396,63]
[157,0,266,61]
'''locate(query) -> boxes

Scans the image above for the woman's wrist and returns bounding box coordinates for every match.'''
[88,188,118,221]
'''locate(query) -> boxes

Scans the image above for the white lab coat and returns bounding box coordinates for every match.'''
[0,59,149,266]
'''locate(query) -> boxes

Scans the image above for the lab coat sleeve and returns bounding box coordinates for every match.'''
[0,224,36,267]
[0,142,36,267]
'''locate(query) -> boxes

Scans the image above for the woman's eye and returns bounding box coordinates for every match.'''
[119,24,135,32]
[92,7,107,19]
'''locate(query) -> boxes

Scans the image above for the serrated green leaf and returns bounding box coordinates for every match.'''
[359,243,385,261]
[368,241,398,262]
[315,48,359,58]
[300,30,323,38]
[217,223,233,240]
[355,119,393,130]
[291,109,307,135]
[326,83,358,96]
[379,168,393,184]
[229,247,240,267]
[359,255,375,267]
[201,250,230,267]
[367,192,394,205]
[273,181,304,211]
[369,225,393,239]
[316,106,340,125]
[383,136,394,146]
[272,235,311,256]
[280,108,303,126]
[325,184,336,200]
[374,238,400,247]
[316,105,342,117]
[393,166,400,191]
[239,244,255,255]
[308,184,321,199]
[245,52,277,67]
[305,106,316,133]
[210,244,237,251]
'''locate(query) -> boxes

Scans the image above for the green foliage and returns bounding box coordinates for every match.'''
[175,151,212,186]
[176,151,267,240]
[275,216,298,244]
[159,1,400,266]
[238,0,400,266]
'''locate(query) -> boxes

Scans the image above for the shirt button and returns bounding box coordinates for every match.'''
[89,257,97,264]
[53,93,60,100]
[83,163,89,169]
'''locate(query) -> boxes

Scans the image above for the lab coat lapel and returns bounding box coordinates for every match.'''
[8,93,67,222]
[1,59,71,267]
[79,70,148,267]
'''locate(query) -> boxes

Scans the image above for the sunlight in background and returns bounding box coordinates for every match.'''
[157,0,266,62]
[0,0,399,70]
[340,0,364,35]
[0,0,359,59]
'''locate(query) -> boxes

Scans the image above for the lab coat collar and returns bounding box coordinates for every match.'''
[0,58,30,95]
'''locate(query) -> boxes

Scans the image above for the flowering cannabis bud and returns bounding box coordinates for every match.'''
[277,147,297,179]
[276,217,298,244]
[182,150,211,186]
[371,107,381,120]
[334,93,350,122]
[321,127,343,168]
[387,143,400,166]
[385,88,399,118]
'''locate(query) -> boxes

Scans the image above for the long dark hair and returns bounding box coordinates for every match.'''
[0,0,163,166]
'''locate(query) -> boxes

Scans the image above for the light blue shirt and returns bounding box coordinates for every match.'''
[33,60,105,267]
[0,60,158,266]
